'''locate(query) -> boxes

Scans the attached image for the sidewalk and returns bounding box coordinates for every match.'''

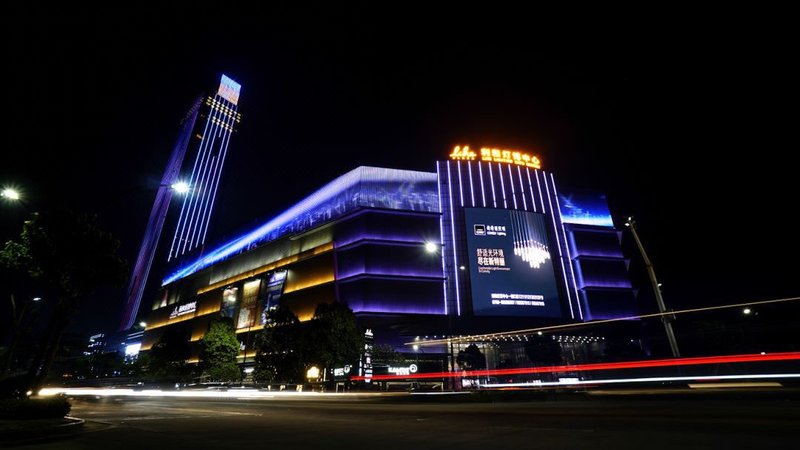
[0,416,84,444]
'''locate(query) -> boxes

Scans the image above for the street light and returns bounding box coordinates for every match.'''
[1,187,21,201]
[743,308,752,315]
[171,181,191,194]
[138,321,148,328]
[424,242,438,254]
[624,216,681,358]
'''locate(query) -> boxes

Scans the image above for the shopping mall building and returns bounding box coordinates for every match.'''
[140,147,636,377]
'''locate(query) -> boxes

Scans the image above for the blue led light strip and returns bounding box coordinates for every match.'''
[446,161,461,316]
[539,170,574,319]
[478,161,487,208]
[507,164,518,210]
[436,162,448,315]
[550,173,583,320]
[183,97,225,254]
[488,162,497,208]
[200,101,238,244]
[525,167,537,213]
[467,161,476,207]
[169,98,216,261]
[517,166,528,211]
[498,163,508,209]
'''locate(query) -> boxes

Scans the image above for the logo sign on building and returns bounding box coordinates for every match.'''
[169,301,197,319]
[387,364,418,376]
[449,145,541,169]
[464,208,561,318]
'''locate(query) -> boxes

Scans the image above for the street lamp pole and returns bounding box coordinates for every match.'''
[625,216,681,358]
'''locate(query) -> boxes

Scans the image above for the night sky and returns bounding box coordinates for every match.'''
[2,5,795,335]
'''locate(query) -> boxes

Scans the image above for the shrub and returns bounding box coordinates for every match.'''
[0,396,71,420]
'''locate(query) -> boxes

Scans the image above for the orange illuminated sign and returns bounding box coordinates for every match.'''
[450,145,541,169]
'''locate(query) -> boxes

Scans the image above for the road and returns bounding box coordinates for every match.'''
[15,391,800,449]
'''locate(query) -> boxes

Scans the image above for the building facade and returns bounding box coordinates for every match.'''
[140,148,636,371]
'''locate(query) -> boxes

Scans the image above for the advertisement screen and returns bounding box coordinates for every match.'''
[464,208,561,318]
[558,191,614,227]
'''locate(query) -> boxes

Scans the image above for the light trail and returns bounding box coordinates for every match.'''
[350,351,800,381]
[408,296,800,347]
[478,373,800,389]
[37,387,394,399]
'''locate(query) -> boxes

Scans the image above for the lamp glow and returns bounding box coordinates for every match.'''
[171,181,191,194]
[1,188,21,200]
[424,242,438,254]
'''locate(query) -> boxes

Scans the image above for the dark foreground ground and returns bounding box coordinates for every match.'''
[9,390,800,449]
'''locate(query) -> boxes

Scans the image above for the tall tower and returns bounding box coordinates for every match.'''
[168,75,242,260]
[119,74,242,331]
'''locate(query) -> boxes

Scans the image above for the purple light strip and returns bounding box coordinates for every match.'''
[507,164,518,210]
[446,161,461,316]
[525,167,537,213]
[169,97,216,260]
[436,162,448,315]
[517,166,528,211]
[467,161,476,207]
[550,172,583,320]
[200,102,237,244]
[488,162,497,208]
[540,170,574,319]
[457,161,465,207]
[498,163,508,209]
[478,161,487,207]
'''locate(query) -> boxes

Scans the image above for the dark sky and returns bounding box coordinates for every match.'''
[2,5,795,335]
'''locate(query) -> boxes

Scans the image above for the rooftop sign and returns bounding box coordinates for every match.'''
[450,145,541,169]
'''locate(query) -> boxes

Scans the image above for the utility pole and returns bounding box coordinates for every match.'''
[625,216,681,358]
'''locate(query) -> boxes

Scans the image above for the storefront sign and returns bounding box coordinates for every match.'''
[169,301,197,319]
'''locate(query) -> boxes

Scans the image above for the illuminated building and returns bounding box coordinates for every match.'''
[140,150,636,371]
[118,75,242,331]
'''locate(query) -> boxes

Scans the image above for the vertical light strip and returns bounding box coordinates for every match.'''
[181,97,224,255]
[467,161,476,207]
[436,162,448,315]
[525,167,537,213]
[498,163,508,209]
[169,98,215,260]
[478,161,487,207]
[457,161,465,207]
[201,103,238,245]
[507,164,518,210]
[540,170,574,319]
[195,101,234,246]
[488,162,497,208]
[446,161,461,316]
[517,166,528,211]
[191,154,218,249]
[551,173,583,320]
[534,168,545,213]
[184,99,224,253]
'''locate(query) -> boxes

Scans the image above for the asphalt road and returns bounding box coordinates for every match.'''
[14,392,800,449]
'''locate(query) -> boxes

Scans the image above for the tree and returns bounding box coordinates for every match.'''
[307,302,364,377]
[0,210,127,393]
[253,306,305,384]
[144,327,196,383]
[456,344,486,370]
[200,318,241,382]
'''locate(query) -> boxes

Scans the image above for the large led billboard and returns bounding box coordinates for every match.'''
[464,208,561,318]
[558,191,614,227]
